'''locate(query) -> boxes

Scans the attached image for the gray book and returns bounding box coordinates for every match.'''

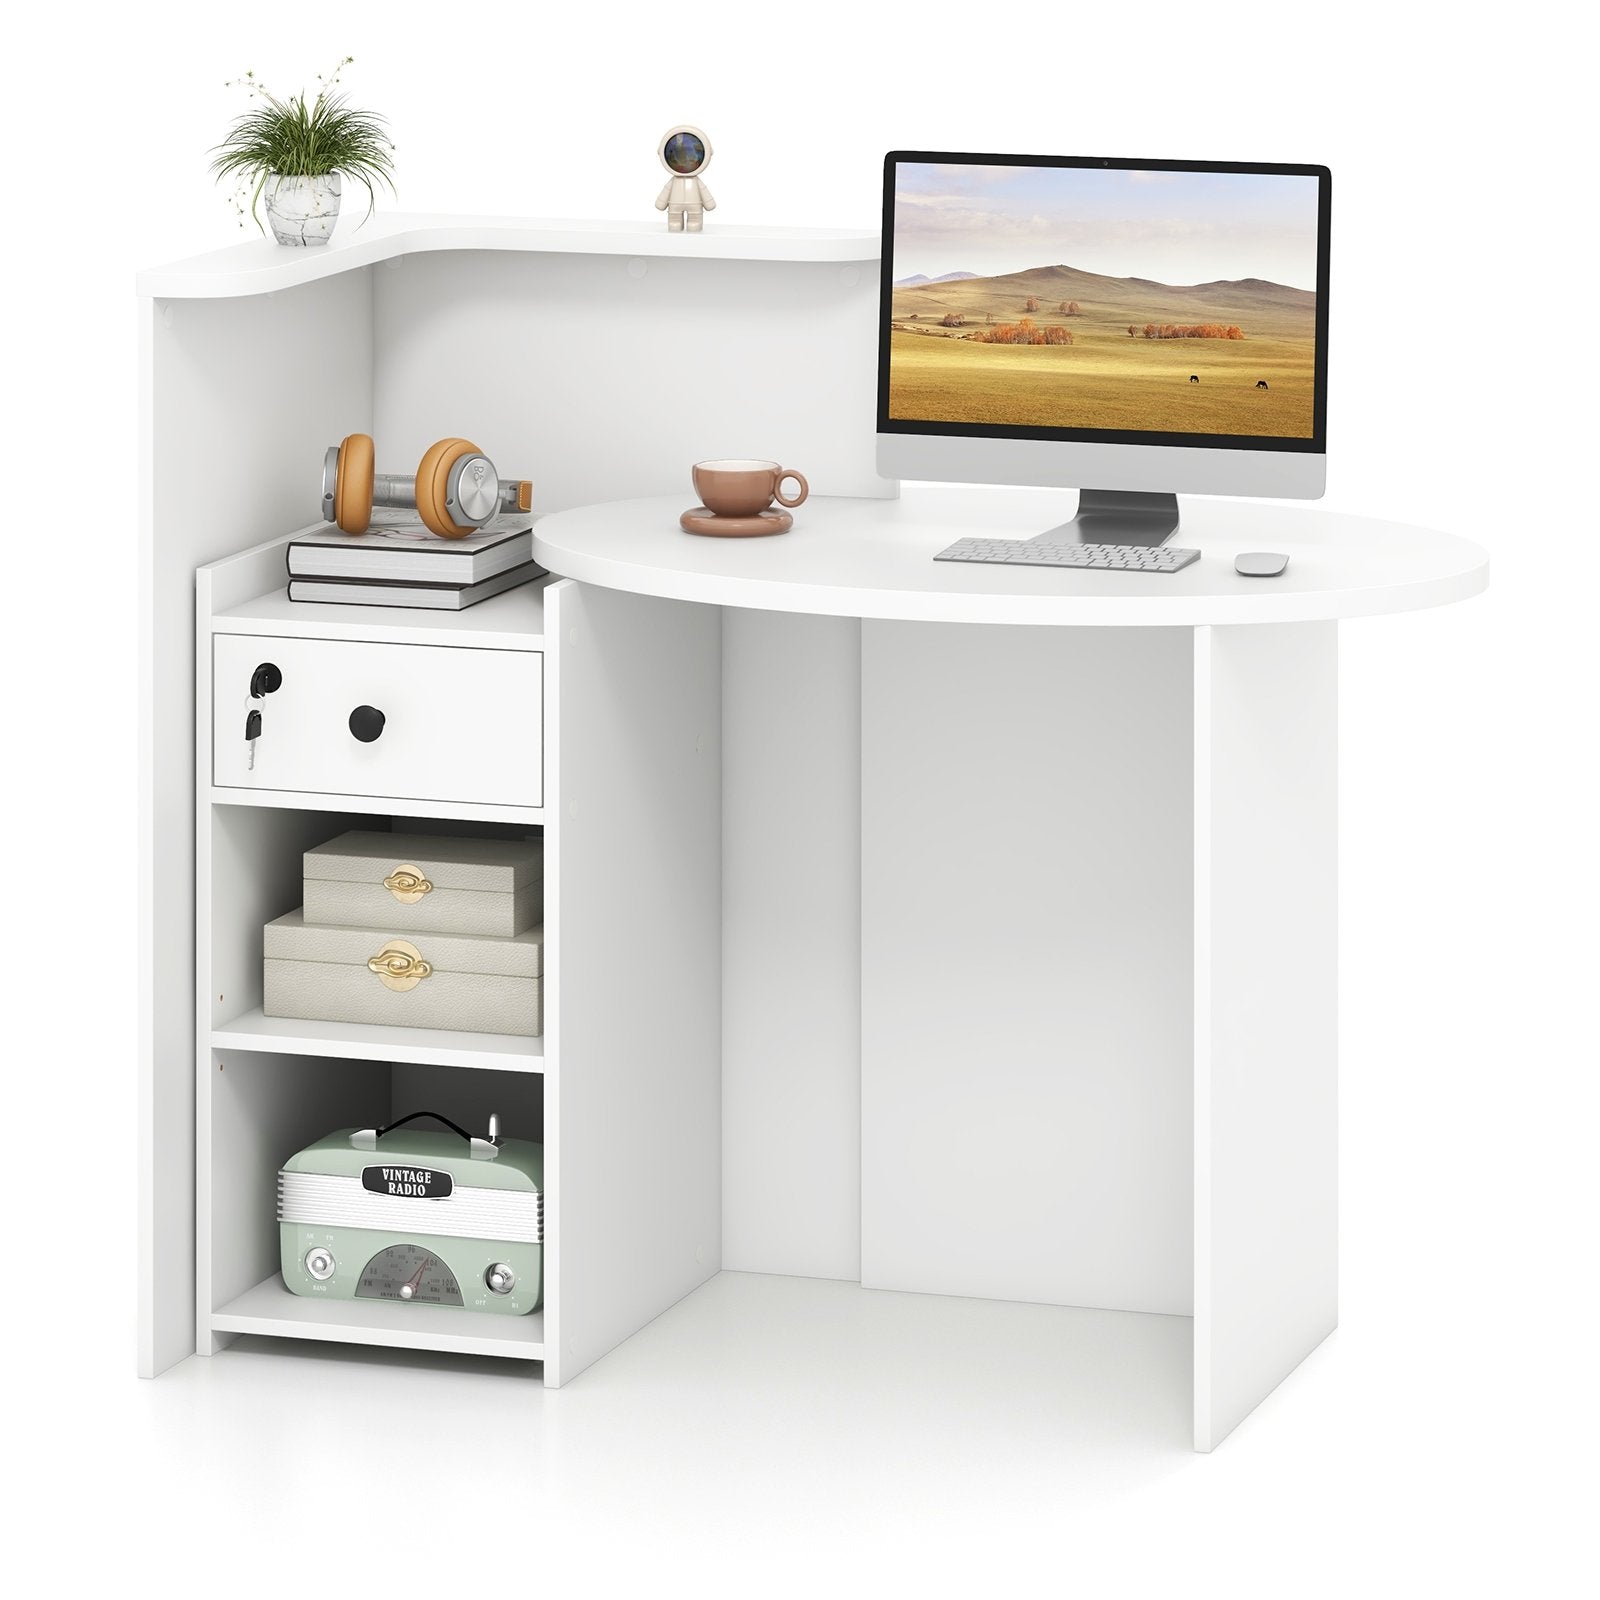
[288,562,544,611]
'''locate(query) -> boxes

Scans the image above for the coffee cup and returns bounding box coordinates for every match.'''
[692,459,809,518]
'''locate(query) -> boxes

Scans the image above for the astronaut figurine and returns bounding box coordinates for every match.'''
[655,126,715,232]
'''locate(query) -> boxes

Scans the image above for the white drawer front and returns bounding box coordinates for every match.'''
[214,634,542,808]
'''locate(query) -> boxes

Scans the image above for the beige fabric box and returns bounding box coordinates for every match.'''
[303,832,542,938]
[263,910,543,1037]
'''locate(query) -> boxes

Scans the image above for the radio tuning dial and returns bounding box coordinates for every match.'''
[304,1246,336,1282]
[486,1263,516,1295]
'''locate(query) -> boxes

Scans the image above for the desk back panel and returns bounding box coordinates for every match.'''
[372,250,890,511]
[862,623,1195,1316]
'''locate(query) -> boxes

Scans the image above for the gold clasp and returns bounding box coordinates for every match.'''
[384,865,434,904]
[367,939,433,991]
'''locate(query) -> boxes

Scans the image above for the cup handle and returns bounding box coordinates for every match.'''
[773,470,809,509]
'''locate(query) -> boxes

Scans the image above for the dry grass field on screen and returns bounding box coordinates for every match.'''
[888,264,1316,437]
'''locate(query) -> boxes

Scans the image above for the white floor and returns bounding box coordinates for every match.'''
[15,1267,1588,1593]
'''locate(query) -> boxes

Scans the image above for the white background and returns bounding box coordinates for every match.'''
[3,0,1594,1591]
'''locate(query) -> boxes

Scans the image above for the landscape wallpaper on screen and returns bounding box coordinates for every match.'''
[888,163,1320,438]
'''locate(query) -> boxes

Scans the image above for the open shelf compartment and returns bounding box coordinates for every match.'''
[204,804,545,1063]
[202,527,550,652]
[202,1051,546,1365]
[213,1009,541,1075]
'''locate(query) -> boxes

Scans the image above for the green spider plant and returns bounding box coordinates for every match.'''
[211,59,395,232]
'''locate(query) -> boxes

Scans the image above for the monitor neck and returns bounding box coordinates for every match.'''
[1041,489,1180,548]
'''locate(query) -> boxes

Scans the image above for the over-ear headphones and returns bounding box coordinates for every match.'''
[321,433,534,538]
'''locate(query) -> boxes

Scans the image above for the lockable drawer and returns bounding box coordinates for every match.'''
[213,634,542,808]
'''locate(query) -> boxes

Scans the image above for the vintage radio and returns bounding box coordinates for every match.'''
[278,1111,543,1315]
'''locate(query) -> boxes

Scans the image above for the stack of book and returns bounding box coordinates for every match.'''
[286,512,545,610]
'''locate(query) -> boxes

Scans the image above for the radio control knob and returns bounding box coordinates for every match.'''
[304,1246,336,1281]
[486,1263,516,1295]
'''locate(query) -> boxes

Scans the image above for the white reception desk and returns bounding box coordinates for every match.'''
[138,215,1486,1452]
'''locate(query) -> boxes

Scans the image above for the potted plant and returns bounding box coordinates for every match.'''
[211,58,395,246]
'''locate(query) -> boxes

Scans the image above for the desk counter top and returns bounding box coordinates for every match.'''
[533,488,1489,627]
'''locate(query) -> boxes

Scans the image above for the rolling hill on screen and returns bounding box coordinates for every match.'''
[887,263,1318,437]
[892,263,1314,330]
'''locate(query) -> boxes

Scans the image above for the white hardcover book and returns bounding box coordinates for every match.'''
[287,511,536,583]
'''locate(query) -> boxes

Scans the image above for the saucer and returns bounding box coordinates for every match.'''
[680,506,793,537]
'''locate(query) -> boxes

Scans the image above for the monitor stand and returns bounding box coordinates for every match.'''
[1040,489,1179,548]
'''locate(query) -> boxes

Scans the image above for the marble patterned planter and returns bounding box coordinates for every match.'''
[263,173,341,246]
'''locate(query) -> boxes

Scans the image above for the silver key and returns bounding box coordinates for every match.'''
[243,662,280,772]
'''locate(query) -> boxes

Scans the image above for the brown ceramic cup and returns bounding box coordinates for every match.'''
[692,459,809,517]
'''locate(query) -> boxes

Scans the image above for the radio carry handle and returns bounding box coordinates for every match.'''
[350,1110,500,1160]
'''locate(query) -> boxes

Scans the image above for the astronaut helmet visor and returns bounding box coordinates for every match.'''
[663,131,707,174]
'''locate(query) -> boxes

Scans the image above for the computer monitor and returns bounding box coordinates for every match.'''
[877,152,1331,544]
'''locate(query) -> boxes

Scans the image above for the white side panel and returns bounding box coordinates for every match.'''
[546,581,722,1385]
[862,623,1194,1314]
[721,609,861,1280]
[1193,621,1338,1451]
[372,251,890,510]
[142,273,373,1376]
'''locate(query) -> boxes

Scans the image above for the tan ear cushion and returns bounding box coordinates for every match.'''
[333,433,375,533]
[415,437,482,538]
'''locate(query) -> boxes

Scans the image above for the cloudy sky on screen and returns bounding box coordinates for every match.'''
[893,162,1321,290]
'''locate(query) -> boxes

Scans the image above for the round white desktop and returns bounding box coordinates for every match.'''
[533,486,1488,626]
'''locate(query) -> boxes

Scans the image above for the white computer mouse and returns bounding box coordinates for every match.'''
[1235,551,1290,577]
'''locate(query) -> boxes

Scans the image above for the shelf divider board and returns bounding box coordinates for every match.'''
[205,788,543,827]
[213,1008,542,1074]
[213,1275,544,1361]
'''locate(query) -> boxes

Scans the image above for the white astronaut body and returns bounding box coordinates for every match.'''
[656,125,715,232]
[656,173,715,231]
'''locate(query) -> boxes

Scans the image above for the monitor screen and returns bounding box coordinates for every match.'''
[879,154,1330,454]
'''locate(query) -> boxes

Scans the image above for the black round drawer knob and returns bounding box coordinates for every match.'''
[349,705,386,742]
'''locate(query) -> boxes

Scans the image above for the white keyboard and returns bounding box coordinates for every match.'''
[934,537,1201,573]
